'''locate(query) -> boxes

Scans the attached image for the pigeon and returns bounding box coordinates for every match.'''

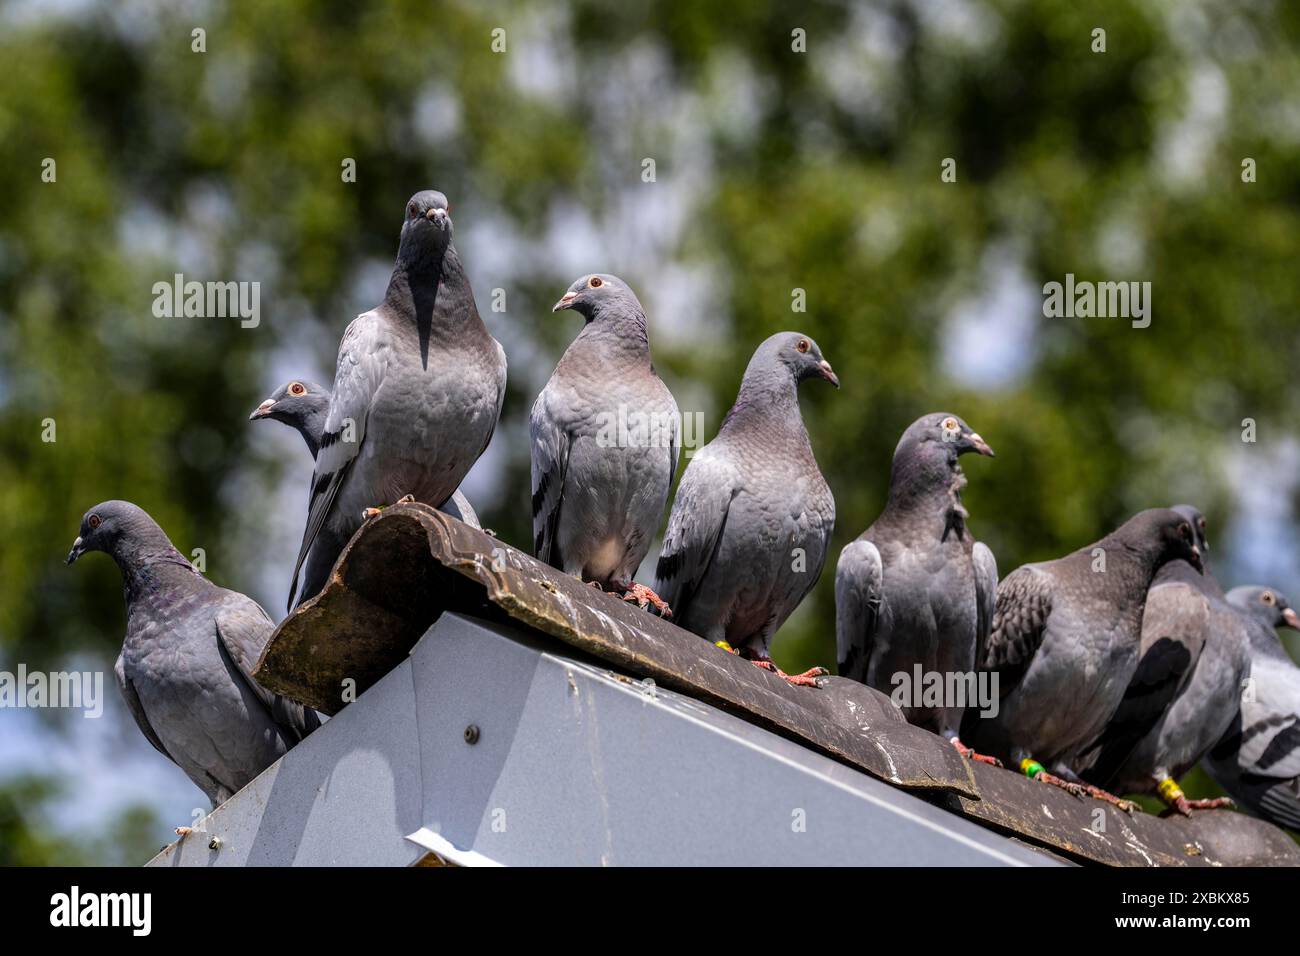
[249,380,331,457]
[1080,506,1242,814]
[653,331,839,686]
[835,412,998,762]
[289,190,506,608]
[529,274,679,613]
[251,379,480,529]
[66,500,319,817]
[1203,586,1300,831]
[961,508,1204,809]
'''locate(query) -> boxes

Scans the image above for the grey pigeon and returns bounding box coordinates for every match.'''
[289,190,506,608]
[653,331,838,686]
[962,508,1203,808]
[1080,506,1242,814]
[835,412,997,761]
[529,274,679,613]
[66,500,319,814]
[249,379,331,457]
[1203,586,1300,831]
[251,379,480,529]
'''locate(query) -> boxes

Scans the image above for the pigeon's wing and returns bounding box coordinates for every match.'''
[288,313,384,608]
[972,541,998,669]
[529,386,573,566]
[1208,659,1300,830]
[114,654,171,760]
[1081,583,1206,787]
[835,539,883,681]
[653,446,738,616]
[981,564,1053,695]
[1231,667,1300,783]
[215,594,320,741]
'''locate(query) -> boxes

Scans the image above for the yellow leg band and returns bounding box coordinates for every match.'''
[714,641,734,652]
[1157,778,1184,803]
[1020,758,1045,779]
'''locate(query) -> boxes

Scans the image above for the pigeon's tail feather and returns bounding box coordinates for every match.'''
[289,463,352,611]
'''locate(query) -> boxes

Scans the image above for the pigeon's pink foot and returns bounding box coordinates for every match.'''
[617,582,673,619]
[1156,778,1234,816]
[362,494,416,520]
[1170,795,1234,817]
[1033,770,1137,813]
[174,826,192,837]
[741,651,828,688]
[950,737,1003,767]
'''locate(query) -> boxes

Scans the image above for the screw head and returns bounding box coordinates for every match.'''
[463,724,480,745]
[208,837,222,851]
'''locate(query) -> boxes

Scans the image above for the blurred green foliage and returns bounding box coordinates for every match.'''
[3,0,1300,861]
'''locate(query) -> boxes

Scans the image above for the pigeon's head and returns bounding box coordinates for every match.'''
[755,331,840,388]
[66,500,149,564]
[551,273,642,321]
[1228,586,1300,632]
[249,380,329,426]
[897,412,995,465]
[1171,504,1209,556]
[1130,507,1204,574]
[398,190,453,255]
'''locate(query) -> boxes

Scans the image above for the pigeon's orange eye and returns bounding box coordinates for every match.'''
[942,417,958,432]
[289,382,306,396]
[88,514,101,530]
[795,339,810,353]
[588,276,603,288]
[408,202,418,218]
[1198,518,1206,530]
[1264,592,1276,605]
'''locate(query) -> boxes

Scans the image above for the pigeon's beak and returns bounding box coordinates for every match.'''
[249,399,275,421]
[552,293,577,313]
[965,432,995,457]
[1283,607,1300,631]
[1189,545,1204,573]
[66,537,85,565]
[426,207,449,230]
[818,360,840,388]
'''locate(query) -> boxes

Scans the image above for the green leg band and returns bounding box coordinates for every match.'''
[1020,758,1045,779]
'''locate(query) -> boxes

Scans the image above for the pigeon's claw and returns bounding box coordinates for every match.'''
[949,737,1003,768]
[1034,770,1137,813]
[362,494,416,521]
[742,652,828,689]
[174,826,192,838]
[1157,778,1233,816]
[618,582,673,619]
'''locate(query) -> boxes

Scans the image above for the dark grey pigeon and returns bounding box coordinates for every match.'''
[67,501,319,817]
[251,379,480,529]
[962,508,1203,809]
[289,190,506,608]
[653,332,838,686]
[1203,586,1300,831]
[1080,506,1241,814]
[835,412,997,762]
[530,274,679,613]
